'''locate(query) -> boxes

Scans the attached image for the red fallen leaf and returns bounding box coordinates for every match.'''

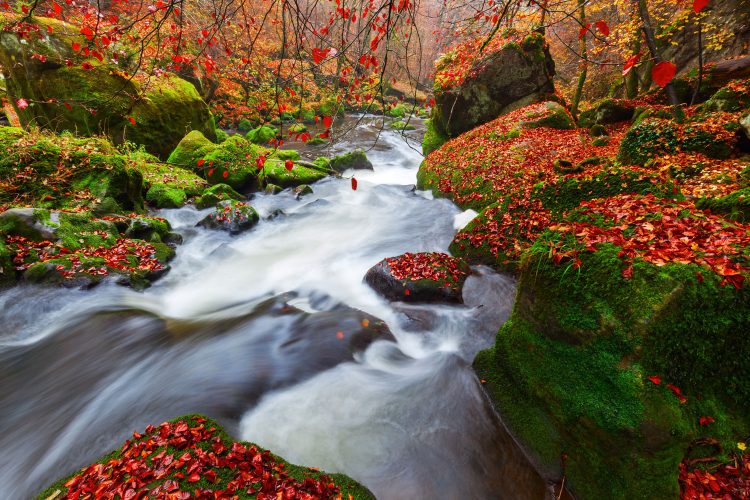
[648,375,662,385]
[188,472,201,483]
[127,116,136,126]
[222,170,229,179]
[81,61,93,70]
[285,160,294,171]
[16,98,29,110]
[666,383,687,403]
[693,0,709,12]
[336,331,344,339]
[322,115,333,128]
[351,177,358,190]
[595,20,609,36]
[699,416,715,426]
[208,168,214,177]
[578,23,591,40]
[256,155,267,169]
[652,61,677,88]
[197,159,205,167]
[621,265,633,279]
[361,319,369,327]
[52,1,62,14]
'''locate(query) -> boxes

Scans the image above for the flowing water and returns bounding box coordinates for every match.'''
[0,115,555,499]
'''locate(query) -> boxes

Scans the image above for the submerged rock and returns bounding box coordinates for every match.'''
[364,252,471,303]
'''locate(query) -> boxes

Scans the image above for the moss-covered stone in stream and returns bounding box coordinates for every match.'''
[259,160,328,188]
[385,103,410,119]
[269,149,301,161]
[0,237,15,288]
[195,183,244,209]
[390,120,416,131]
[146,184,187,208]
[474,240,750,500]
[329,149,373,172]
[246,124,278,145]
[37,414,374,500]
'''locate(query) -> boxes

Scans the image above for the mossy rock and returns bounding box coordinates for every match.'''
[589,124,607,137]
[385,103,410,119]
[246,124,278,145]
[617,119,679,165]
[197,200,260,234]
[306,137,328,145]
[37,414,374,499]
[330,149,373,172]
[422,119,448,156]
[475,241,750,500]
[270,149,301,161]
[0,19,216,159]
[390,120,416,131]
[0,208,59,241]
[521,101,576,130]
[260,160,328,188]
[317,96,344,117]
[287,123,307,133]
[214,128,229,143]
[146,184,187,208]
[699,78,750,113]
[166,130,219,170]
[195,183,244,209]
[126,74,217,159]
[202,135,264,191]
[0,237,14,288]
[578,98,635,128]
[237,118,256,132]
[696,187,750,222]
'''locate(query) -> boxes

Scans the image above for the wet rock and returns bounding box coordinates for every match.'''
[197,200,260,234]
[195,183,244,209]
[0,208,58,241]
[364,252,471,303]
[329,149,374,172]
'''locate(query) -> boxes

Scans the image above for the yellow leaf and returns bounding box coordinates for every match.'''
[738,442,747,451]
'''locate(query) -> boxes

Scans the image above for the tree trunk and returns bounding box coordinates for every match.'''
[571,0,588,117]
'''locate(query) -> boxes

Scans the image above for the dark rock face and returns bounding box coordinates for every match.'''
[432,35,556,138]
[197,201,260,234]
[364,253,471,304]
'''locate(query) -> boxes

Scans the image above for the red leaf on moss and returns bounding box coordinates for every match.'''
[648,375,662,385]
[285,160,294,171]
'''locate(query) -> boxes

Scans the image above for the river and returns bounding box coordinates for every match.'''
[0,115,554,499]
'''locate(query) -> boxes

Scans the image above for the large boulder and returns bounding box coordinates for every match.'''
[0,17,216,159]
[431,32,555,139]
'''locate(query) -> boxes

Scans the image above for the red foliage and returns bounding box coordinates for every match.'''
[60,418,343,499]
[385,252,468,285]
[550,194,750,287]
[680,453,750,499]
[652,61,677,88]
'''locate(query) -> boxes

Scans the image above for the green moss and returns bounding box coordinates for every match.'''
[195,183,244,209]
[306,137,327,145]
[146,184,187,208]
[37,414,373,500]
[699,79,750,112]
[617,119,679,165]
[270,149,301,161]
[260,160,328,188]
[237,118,256,132]
[287,123,307,133]
[317,96,344,117]
[246,124,278,145]
[214,128,229,143]
[422,119,448,156]
[475,240,750,499]
[0,237,15,287]
[385,103,410,118]
[202,135,264,191]
[390,120,416,131]
[167,130,219,169]
[521,102,576,130]
[329,149,372,172]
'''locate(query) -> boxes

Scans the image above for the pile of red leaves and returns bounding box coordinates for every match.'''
[680,452,750,499]
[6,235,164,279]
[653,152,747,198]
[549,194,750,287]
[422,102,626,210]
[385,252,467,286]
[58,417,344,499]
